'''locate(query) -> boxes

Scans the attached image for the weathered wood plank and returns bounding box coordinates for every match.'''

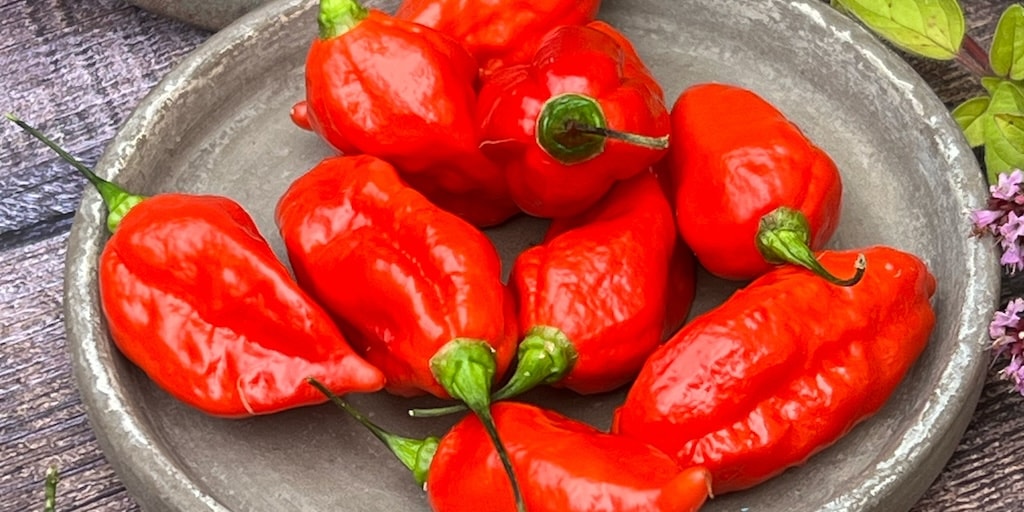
[1,0,1023,511]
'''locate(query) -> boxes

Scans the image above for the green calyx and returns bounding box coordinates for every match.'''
[756,206,866,286]
[318,0,369,39]
[429,339,526,512]
[409,326,577,418]
[6,113,145,234]
[306,378,438,487]
[536,94,669,165]
[493,325,577,401]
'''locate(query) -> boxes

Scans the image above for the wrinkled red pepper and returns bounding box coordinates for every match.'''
[9,116,385,418]
[394,0,601,77]
[613,246,936,494]
[477,22,670,218]
[311,383,713,512]
[669,82,857,284]
[275,154,516,398]
[294,0,518,227]
[506,171,694,395]
[407,171,694,421]
[275,154,527,506]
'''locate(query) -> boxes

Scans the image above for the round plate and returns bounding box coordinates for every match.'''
[127,0,271,31]
[65,0,998,510]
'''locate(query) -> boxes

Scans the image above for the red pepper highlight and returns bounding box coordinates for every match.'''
[275,154,517,399]
[311,380,712,512]
[394,0,601,77]
[297,0,518,226]
[613,247,936,494]
[477,22,670,218]
[9,115,384,418]
[508,171,694,394]
[669,83,854,283]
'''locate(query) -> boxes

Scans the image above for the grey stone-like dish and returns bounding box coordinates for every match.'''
[64,0,998,510]
[127,0,271,31]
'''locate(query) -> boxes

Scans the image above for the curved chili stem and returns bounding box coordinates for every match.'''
[409,326,577,418]
[565,122,670,150]
[755,206,866,286]
[536,93,668,164]
[43,465,58,512]
[429,339,527,512]
[318,0,368,40]
[306,378,437,486]
[5,113,144,234]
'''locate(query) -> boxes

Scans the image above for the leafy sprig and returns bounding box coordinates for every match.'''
[832,0,1024,184]
[831,0,1024,395]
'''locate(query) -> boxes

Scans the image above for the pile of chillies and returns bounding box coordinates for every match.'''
[12,0,941,510]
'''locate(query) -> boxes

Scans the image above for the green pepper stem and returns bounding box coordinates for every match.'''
[535,93,668,165]
[306,378,437,486]
[6,113,145,233]
[409,326,578,418]
[564,121,669,150]
[429,339,527,512]
[43,465,58,512]
[318,0,368,39]
[755,206,866,286]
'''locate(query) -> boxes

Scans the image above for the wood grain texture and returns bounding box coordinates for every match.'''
[0,0,1022,510]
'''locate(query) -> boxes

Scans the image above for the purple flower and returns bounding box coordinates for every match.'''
[1000,349,1024,395]
[992,298,1024,338]
[989,298,1024,395]
[971,169,1024,273]
[971,208,1004,233]
[992,169,1024,200]
[1001,239,1024,273]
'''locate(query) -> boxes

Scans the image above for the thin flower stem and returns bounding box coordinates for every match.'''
[44,465,58,512]
[956,33,993,78]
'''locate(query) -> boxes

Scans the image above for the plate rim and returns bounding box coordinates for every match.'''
[62,0,1000,510]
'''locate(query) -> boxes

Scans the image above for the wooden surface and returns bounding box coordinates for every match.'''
[1,0,1022,510]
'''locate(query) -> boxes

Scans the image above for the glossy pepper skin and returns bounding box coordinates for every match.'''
[428,402,712,512]
[613,247,937,494]
[7,116,385,418]
[509,172,694,394]
[669,83,844,281]
[275,154,517,398]
[477,22,670,218]
[101,195,386,417]
[311,383,713,512]
[394,0,601,77]
[297,0,518,227]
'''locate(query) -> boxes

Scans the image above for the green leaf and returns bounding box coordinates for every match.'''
[987,80,1024,115]
[837,0,966,60]
[982,76,1005,94]
[953,96,991,147]
[984,113,1024,183]
[991,4,1024,79]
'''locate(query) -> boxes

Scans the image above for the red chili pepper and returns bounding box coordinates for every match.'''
[612,246,936,494]
[477,22,670,218]
[408,171,694,420]
[9,115,385,418]
[394,0,601,77]
[509,171,693,395]
[669,82,860,284]
[311,381,713,512]
[275,154,516,398]
[295,0,518,227]
[585,20,664,101]
[275,154,527,506]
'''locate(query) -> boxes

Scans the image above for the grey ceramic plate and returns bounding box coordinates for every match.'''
[65,0,998,510]
[128,0,271,31]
